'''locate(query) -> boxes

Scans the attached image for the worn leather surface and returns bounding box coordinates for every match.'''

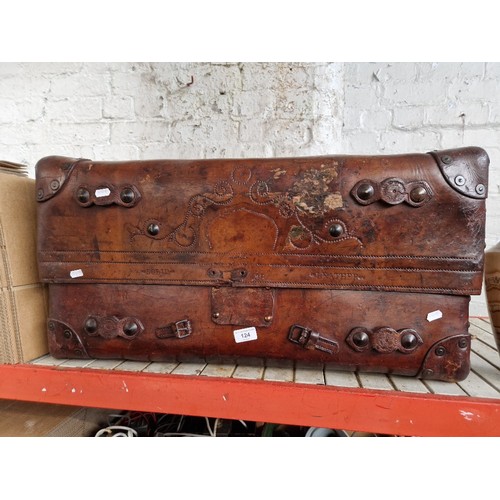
[36,147,489,381]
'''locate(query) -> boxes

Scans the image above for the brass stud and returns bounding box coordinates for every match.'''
[63,330,72,339]
[212,312,220,319]
[454,175,466,187]
[329,223,344,238]
[84,317,98,334]
[120,188,135,204]
[37,189,44,200]
[264,315,273,322]
[401,332,418,349]
[123,321,138,336]
[352,330,369,348]
[357,183,375,200]
[458,338,468,349]
[50,180,60,191]
[77,187,90,204]
[147,223,160,236]
[409,186,427,203]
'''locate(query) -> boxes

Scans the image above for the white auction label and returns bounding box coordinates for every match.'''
[233,327,258,344]
[70,269,84,278]
[95,187,111,198]
[426,310,443,322]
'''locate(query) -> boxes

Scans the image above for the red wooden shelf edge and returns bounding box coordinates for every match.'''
[0,364,499,436]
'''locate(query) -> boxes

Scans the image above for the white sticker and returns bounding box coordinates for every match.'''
[233,327,258,344]
[70,269,84,278]
[95,187,111,198]
[427,310,443,322]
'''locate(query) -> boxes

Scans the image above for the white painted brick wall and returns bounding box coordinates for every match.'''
[1,62,498,315]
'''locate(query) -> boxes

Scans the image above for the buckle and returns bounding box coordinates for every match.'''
[288,324,338,355]
[156,319,192,339]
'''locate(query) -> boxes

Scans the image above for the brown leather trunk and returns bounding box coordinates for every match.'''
[35,147,489,381]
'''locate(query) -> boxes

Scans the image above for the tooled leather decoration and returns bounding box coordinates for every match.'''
[127,163,361,251]
[346,326,423,354]
[351,178,433,207]
[83,315,144,340]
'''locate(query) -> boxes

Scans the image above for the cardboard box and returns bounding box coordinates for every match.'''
[0,400,111,437]
[0,172,48,363]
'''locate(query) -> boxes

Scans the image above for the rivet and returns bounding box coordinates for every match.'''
[63,330,72,339]
[123,321,138,336]
[50,180,60,191]
[212,312,220,319]
[357,183,375,200]
[435,346,446,356]
[74,349,83,356]
[120,188,135,204]
[352,330,369,348]
[147,223,160,236]
[409,186,427,203]
[401,332,418,350]
[77,187,90,204]
[264,315,273,322]
[37,188,44,200]
[476,183,485,195]
[84,317,98,334]
[454,175,466,186]
[422,368,434,377]
[329,223,344,238]
[441,155,453,164]
[48,321,55,331]
[458,338,468,349]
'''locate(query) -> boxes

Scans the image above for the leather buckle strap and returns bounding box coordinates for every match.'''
[288,324,338,355]
[156,319,192,339]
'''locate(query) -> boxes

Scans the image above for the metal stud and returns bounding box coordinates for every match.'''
[84,317,98,334]
[458,338,468,349]
[264,315,273,322]
[409,186,427,203]
[50,180,60,191]
[63,330,72,339]
[48,321,55,331]
[37,189,44,200]
[120,187,135,204]
[357,183,375,200]
[352,330,369,348]
[147,223,160,236]
[123,321,138,336]
[212,312,220,319]
[441,155,453,164]
[77,187,90,204]
[329,223,344,238]
[401,332,418,350]
[454,175,466,186]
[476,184,485,195]
[435,346,446,356]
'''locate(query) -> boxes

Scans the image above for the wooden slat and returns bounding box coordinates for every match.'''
[389,375,430,394]
[471,340,500,370]
[263,360,294,382]
[200,363,236,378]
[294,364,325,385]
[457,370,500,399]
[143,362,179,374]
[424,380,468,397]
[232,364,265,380]
[358,373,394,391]
[114,361,151,372]
[324,369,359,388]
[469,323,498,350]
[30,355,66,367]
[85,359,125,370]
[171,362,206,376]
[58,359,94,368]
[470,352,500,392]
